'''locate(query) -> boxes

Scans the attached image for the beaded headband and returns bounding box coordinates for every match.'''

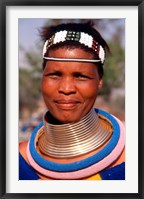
[42,30,105,64]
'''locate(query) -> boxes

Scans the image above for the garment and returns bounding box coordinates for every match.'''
[19,108,125,180]
[19,153,125,180]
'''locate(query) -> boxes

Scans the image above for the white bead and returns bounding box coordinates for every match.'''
[42,40,48,56]
[99,46,105,63]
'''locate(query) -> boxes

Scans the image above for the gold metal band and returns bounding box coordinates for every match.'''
[37,109,113,158]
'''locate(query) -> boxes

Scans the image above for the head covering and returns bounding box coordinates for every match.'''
[42,30,105,64]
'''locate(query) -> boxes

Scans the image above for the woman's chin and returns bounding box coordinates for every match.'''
[54,112,82,124]
[56,116,79,124]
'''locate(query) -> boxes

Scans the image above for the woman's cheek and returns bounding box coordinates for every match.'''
[41,78,52,93]
[77,81,99,99]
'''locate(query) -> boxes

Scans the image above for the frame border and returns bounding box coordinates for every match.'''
[0,0,143,198]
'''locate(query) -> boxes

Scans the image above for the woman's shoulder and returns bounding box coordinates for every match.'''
[19,140,29,162]
[19,140,40,180]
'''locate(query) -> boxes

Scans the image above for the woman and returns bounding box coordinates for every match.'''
[19,21,125,180]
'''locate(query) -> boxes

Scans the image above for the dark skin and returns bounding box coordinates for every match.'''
[19,47,125,179]
[41,48,103,123]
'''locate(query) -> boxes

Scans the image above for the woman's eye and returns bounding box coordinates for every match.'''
[75,74,92,80]
[44,72,62,79]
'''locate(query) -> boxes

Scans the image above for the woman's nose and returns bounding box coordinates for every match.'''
[58,77,76,95]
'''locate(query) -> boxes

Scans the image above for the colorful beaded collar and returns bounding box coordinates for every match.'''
[27,116,125,179]
[28,109,120,172]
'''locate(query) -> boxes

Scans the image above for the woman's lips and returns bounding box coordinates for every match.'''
[54,100,80,110]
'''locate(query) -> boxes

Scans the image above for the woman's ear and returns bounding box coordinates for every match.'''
[98,79,103,89]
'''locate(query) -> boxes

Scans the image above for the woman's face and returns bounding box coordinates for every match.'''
[41,48,102,123]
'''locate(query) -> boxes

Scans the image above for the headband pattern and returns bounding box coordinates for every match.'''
[42,31,105,63]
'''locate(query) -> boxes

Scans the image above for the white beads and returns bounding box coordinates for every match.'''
[53,31,67,44]
[79,32,93,48]
[99,46,105,63]
[42,30,105,63]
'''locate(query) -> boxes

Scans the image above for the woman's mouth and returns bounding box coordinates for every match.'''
[54,100,80,110]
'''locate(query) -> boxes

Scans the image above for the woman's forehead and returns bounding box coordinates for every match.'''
[44,60,98,74]
[48,48,95,59]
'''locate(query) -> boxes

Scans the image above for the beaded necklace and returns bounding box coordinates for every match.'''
[28,109,120,172]
[27,116,124,179]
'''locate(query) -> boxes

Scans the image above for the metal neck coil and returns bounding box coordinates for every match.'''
[38,108,113,158]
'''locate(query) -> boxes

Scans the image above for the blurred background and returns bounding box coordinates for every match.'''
[19,18,125,142]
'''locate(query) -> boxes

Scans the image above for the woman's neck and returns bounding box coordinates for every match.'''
[38,108,113,158]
